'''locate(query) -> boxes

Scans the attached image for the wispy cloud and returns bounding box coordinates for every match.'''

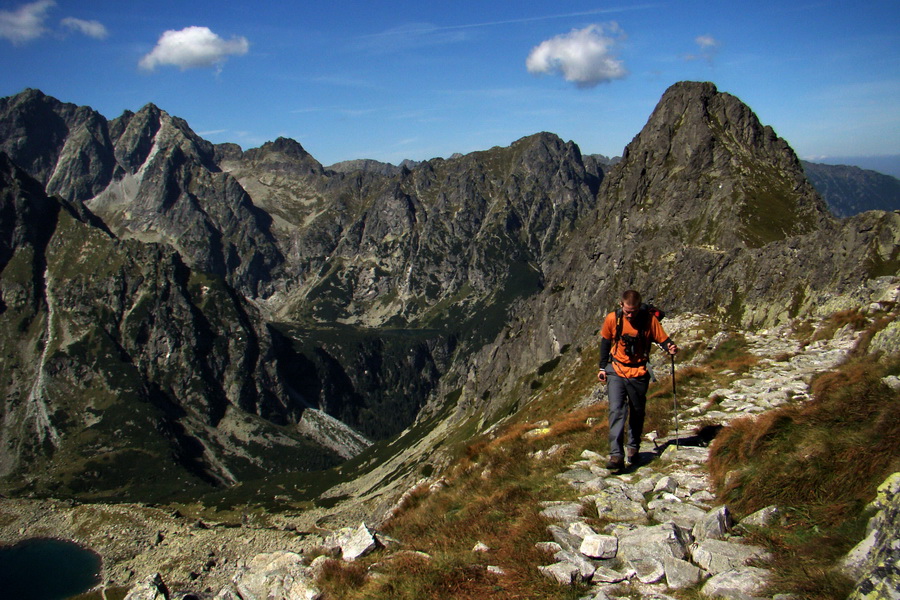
[526,23,628,88]
[359,4,657,53]
[684,34,721,63]
[139,26,249,72]
[61,17,108,40]
[0,0,54,44]
[356,22,468,52]
[0,1,110,44]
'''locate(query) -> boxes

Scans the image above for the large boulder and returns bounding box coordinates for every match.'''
[225,551,320,600]
[842,472,900,600]
[124,573,169,600]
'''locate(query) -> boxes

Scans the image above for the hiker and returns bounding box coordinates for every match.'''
[597,290,678,471]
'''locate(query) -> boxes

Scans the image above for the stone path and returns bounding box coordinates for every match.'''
[531,320,862,600]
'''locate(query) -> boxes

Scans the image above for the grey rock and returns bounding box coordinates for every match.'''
[539,561,580,585]
[592,486,648,523]
[635,474,663,495]
[232,551,321,600]
[540,501,585,522]
[650,500,709,530]
[330,523,381,561]
[663,556,704,589]
[882,375,900,392]
[842,472,900,599]
[124,573,169,600]
[659,445,709,464]
[700,566,770,599]
[569,521,598,539]
[630,557,665,583]
[692,506,734,541]
[590,566,631,583]
[554,549,597,580]
[574,477,610,493]
[739,506,781,528]
[691,539,770,575]
[548,524,586,555]
[617,522,692,563]
[536,541,563,554]
[870,321,900,359]
[654,476,678,494]
[580,534,619,559]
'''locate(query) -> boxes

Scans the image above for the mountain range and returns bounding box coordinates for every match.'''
[0,81,897,504]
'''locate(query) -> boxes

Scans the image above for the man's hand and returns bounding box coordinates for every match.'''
[668,343,678,356]
[597,370,607,383]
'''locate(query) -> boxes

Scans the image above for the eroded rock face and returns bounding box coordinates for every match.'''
[0,158,339,496]
[0,90,284,298]
[842,472,900,600]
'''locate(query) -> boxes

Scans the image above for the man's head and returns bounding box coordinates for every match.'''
[621,290,642,316]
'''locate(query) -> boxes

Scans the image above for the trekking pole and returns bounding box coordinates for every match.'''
[671,353,679,450]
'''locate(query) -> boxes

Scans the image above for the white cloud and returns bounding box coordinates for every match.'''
[526,23,627,88]
[139,26,249,71]
[0,0,54,44]
[685,35,721,62]
[61,17,108,40]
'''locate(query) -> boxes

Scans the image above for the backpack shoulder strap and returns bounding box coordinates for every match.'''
[614,308,624,344]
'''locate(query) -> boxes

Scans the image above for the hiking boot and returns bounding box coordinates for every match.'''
[605,456,624,471]
[627,449,641,467]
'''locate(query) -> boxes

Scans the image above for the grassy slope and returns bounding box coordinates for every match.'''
[309,308,899,600]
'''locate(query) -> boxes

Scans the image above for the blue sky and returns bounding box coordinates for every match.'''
[1,0,898,172]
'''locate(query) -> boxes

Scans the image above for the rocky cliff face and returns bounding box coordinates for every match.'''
[0,90,283,298]
[446,82,899,419]
[0,81,897,504]
[221,131,602,332]
[0,154,341,499]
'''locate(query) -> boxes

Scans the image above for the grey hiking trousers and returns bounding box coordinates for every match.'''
[604,364,650,458]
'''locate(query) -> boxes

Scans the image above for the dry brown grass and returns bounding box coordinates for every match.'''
[811,308,870,342]
[312,343,614,600]
[319,425,589,600]
[707,350,900,598]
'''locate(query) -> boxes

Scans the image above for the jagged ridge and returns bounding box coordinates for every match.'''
[0,81,897,505]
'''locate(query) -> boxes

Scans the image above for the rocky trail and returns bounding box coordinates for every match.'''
[527,317,896,600]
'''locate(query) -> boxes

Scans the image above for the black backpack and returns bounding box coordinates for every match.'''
[613,303,665,366]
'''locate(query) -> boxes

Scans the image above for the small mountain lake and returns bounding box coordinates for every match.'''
[0,538,101,600]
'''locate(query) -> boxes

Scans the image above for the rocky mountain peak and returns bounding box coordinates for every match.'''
[113,102,218,173]
[265,136,310,158]
[0,89,112,198]
[602,81,830,249]
[242,136,323,176]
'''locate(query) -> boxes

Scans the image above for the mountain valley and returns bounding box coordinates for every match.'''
[0,81,898,598]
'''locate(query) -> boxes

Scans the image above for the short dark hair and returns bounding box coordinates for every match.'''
[622,290,642,306]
